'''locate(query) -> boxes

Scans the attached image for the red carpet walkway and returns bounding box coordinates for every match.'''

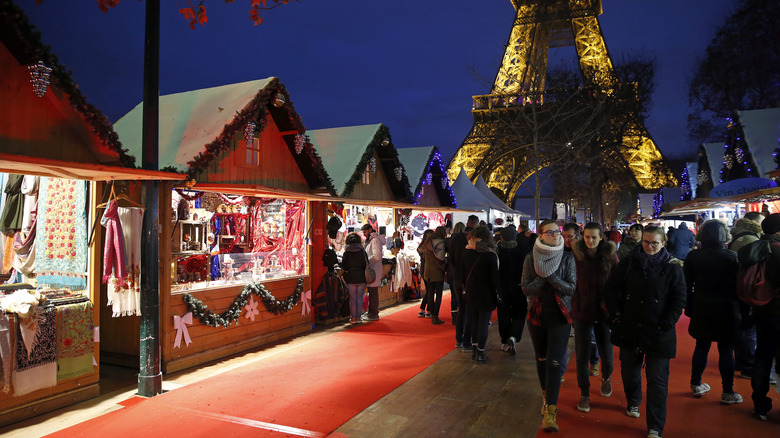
[548,315,780,438]
[45,297,454,438]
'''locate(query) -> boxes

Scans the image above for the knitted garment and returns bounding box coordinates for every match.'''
[533,237,564,278]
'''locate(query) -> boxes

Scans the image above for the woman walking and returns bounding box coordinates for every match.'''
[417,229,434,318]
[420,226,448,325]
[522,220,576,433]
[341,232,368,324]
[497,224,527,354]
[464,226,500,363]
[571,222,619,413]
[684,220,743,404]
[605,225,687,438]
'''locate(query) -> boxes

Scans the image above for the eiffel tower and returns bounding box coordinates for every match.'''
[447,0,676,202]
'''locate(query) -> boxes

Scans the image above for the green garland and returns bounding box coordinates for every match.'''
[182,278,304,328]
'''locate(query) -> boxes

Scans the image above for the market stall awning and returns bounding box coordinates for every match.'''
[661,186,780,216]
[0,153,187,182]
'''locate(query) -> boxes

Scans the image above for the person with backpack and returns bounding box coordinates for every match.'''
[740,213,780,421]
[420,226,447,325]
[604,225,687,438]
[729,212,764,380]
[683,220,743,405]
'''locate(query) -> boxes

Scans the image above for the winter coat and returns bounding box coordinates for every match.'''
[497,240,525,298]
[683,243,741,343]
[604,245,687,358]
[522,245,577,326]
[341,242,368,285]
[669,223,696,260]
[446,232,469,284]
[729,218,762,252]
[572,239,618,323]
[364,233,386,287]
[616,237,639,262]
[421,237,446,282]
[464,242,500,312]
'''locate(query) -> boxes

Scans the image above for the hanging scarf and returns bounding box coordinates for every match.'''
[12,217,36,275]
[56,301,94,380]
[533,236,564,278]
[12,306,57,396]
[0,174,24,234]
[101,200,128,283]
[34,178,88,290]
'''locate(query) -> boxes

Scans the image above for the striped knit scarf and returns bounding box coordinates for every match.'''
[533,237,564,278]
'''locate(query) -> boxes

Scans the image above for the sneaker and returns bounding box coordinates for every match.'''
[590,362,600,376]
[462,343,473,353]
[507,337,517,355]
[739,371,753,380]
[424,312,432,319]
[752,408,768,421]
[417,311,426,318]
[691,382,711,398]
[432,317,445,325]
[626,406,640,418]
[600,378,613,397]
[500,343,510,352]
[720,392,743,405]
[455,342,464,348]
[770,371,778,385]
[577,396,591,413]
[476,350,486,364]
[362,314,380,322]
[647,429,662,438]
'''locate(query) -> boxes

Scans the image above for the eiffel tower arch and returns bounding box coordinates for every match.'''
[447,0,676,205]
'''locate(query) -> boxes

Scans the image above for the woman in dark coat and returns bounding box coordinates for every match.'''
[340,232,368,324]
[496,225,528,354]
[684,220,743,404]
[464,226,500,364]
[616,223,643,262]
[604,225,686,438]
[522,219,576,433]
[571,222,619,413]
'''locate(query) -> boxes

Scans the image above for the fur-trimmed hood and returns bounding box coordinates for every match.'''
[572,238,616,272]
[731,218,763,237]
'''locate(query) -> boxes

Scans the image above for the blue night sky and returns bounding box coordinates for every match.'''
[18,0,735,165]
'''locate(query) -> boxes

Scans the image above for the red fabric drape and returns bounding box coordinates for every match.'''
[249,199,306,274]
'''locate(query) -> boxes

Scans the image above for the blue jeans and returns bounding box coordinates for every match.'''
[691,339,735,393]
[620,348,670,435]
[346,283,366,320]
[527,321,570,406]
[574,319,613,396]
[469,308,493,350]
[752,314,780,415]
[735,325,757,374]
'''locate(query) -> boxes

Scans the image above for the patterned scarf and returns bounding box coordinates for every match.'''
[533,237,564,278]
[12,306,57,396]
[56,302,94,380]
[34,178,88,290]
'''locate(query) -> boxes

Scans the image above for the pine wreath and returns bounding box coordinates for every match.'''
[182,278,304,328]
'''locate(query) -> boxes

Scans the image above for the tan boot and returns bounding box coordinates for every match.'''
[542,404,558,432]
[541,390,548,415]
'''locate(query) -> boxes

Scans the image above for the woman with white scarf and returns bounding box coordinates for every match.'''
[522,219,577,433]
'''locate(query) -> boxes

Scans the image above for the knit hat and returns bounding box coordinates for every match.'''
[499,224,518,241]
[761,213,780,235]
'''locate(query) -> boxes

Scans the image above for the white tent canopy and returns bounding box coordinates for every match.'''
[474,175,529,217]
[450,168,529,218]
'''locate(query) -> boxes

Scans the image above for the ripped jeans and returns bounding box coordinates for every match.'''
[527,321,571,406]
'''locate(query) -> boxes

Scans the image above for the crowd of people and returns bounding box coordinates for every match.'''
[362,211,780,438]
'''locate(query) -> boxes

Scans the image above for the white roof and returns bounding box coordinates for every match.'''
[703,142,725,187]
[474,175,529,216]
[307,124,382,195]
[114,77,275,171]
[737,108,780,177]
[450,168,529,217]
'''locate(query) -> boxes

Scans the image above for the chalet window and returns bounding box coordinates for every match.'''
[246,137,260,167]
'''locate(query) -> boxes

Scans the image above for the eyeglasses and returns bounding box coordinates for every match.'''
[642,240,662,247]
[542,230,562,237]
